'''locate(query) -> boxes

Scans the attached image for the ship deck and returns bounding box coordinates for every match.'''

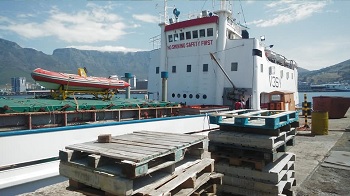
[0,96,180,131]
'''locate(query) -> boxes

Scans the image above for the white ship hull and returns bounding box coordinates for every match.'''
[0,115,215,195]
[148,6,299,110]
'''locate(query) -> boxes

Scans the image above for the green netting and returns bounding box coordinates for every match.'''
[0,96,178,113]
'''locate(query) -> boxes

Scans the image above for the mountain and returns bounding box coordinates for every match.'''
[297,67,310,74]
[298,59,350,84]
[0,38,349,87]
[0,38,150,86]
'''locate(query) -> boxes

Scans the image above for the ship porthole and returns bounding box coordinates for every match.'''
[183,94,187,98]
[177,93,181,98]
[203,94,207,99]
[189,94,193,99]
[196,94,200,99]
[172,93,175,98]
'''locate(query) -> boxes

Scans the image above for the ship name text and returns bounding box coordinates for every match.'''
[167,40,213,50]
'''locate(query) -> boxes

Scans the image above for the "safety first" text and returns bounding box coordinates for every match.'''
[167,40,213,50]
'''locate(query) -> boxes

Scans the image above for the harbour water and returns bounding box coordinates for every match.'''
[297,91,350,106]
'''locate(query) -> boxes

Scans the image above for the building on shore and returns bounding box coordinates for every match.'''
[11,77,26,93]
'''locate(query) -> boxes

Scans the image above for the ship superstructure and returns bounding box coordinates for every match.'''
[148,1,299,110]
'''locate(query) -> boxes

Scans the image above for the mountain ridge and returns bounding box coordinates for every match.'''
[0,38,349,87]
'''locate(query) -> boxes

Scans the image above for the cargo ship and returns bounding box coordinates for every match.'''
[148,1,298,111]
[0,1,299,195]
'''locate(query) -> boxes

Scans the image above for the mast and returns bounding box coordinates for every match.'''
[164,0,167,23]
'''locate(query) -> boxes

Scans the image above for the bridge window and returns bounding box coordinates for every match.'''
[180,32,185,40]
[199,29,205,37]
[168,35,173,42]
[187,65,192,72]
[186,31,191,39]
[231,62,238,71]
[286,72,289,79]
[207,28,213,37]
[260,64,263,73]
[172,66,176,73]
[192,30,198,39]
[280,70,284,78]
[203,64,208,72]
[174,33,179,41]
[156,67,159,74]
[291,73,293,79]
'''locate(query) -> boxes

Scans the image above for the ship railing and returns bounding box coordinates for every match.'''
[265,49,297,70]
[150,35,161,49]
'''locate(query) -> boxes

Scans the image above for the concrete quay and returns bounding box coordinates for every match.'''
[18,109,350,196]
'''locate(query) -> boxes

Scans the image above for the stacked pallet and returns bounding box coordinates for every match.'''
[59,131,223,195]
[209,110,298,196]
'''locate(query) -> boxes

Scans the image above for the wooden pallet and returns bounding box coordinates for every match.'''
[208,128,296,150]
[221,170,296,195]
[218,184,295,196]
[220,123,294,136]
[215,153,295,184]
[217,110,299,130]
[135,158,222,196]
[60,131,207,179]
[60,158,221,196]
[209,140,293,165]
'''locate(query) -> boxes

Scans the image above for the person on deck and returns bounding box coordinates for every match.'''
[235,100,243,110]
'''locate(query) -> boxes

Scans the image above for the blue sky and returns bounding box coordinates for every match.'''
[0,0,349,70]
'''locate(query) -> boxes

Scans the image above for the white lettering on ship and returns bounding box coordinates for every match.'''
[167,40,213,50]
[269,76,281,88]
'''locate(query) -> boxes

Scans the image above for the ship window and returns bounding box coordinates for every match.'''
[286,72,289,79]
[207,28,213,37]
[177,93,181,98]
[260,64,263,73]
[172,93,175,98]
[291,73,293,79]
[196,94,200,99]
[189,94,193,99]
[253,49,262,57]
[156,67,159,74]
[187,65,191,72]
[174,33,179,41]
[186,31,191,39]
[203,64,208,72]
[172,66,176,73]
[231,62,238,71]
[180,32,185,40]
[183,94,187,98]
[203,94,207,99]
[168,35,173,42]
[199,29,205,37]
[192,30,198,39]
[280,70,284,78]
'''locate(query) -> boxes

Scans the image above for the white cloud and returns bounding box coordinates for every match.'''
[0,4,129,43]
[289,39,350,70]
[132,14,159,23]
[251,1,329,27]
[67,45,144,53]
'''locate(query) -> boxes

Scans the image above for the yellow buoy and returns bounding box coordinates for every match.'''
[311,111,329,135]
